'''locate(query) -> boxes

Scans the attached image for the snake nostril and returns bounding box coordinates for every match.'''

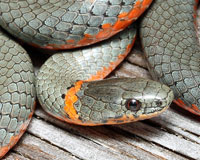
[126,99,141,111]
[156,100,162,106]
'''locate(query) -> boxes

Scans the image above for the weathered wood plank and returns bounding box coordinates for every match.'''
[13,133,79,160]
[127,48,148,68]
[27,117,137,160]
[113,61,151,79]
[151,106,200,139]
[34,107,188,160]
[117,111,200,159]
[34,110,163,160]
[2,153,30,160]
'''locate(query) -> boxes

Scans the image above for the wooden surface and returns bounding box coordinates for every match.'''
[2,38,200,160]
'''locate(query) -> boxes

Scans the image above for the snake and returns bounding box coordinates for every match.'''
[0,29,35,157]
[140,0,200,115]
[0,0,199,158]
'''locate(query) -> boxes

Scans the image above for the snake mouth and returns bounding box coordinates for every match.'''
[98,104,170,125]
[132,105,170,122]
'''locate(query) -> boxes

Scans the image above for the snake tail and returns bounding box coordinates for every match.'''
[140,0,200,115]
[0,29,36,158]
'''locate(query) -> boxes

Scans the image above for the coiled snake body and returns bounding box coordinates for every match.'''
[0,0,199,158]
[141,0,200,115]
[0,29,35,157]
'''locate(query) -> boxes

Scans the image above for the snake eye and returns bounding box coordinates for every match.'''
[126,99,141,111]
[61,94,65,99]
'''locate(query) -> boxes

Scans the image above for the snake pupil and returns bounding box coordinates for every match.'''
[126,99,141,111]
[61,94,65,99]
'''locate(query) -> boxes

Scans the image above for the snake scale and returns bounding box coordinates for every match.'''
[0,0,199,158]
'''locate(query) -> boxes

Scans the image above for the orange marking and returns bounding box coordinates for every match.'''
[118,12,128,18]
[193,0,198,27]
[95,28,112,40]
[63,36,136,125]
[64,81,83,121]
[0,102,36,159]
[66,39,75,44]
[102,23,112,29]
[173,99,200,116]
[78,35,96,46]
[192,104,200,112]
[112,18,129,31]
[30,0,152,50]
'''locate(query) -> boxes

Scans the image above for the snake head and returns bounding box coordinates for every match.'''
[73,78,174,125]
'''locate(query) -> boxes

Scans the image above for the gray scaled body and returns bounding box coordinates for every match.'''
[0,0,149,48]
[140,0,200,111]
[0,29,35,158]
